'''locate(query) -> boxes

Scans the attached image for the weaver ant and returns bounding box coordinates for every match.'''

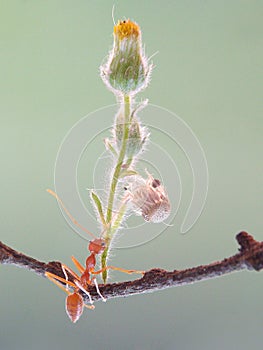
[45,190,144,323]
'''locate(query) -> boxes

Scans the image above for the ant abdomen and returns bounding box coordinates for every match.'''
[66,292,84,323]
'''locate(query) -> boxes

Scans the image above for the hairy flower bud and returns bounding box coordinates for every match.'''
[114,106,149,158]
[126,117,143,157]
[101,19,152,96]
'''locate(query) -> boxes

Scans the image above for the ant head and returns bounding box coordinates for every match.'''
[89,238,106,254]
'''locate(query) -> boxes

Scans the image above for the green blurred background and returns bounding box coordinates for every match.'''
[1,1,262,349]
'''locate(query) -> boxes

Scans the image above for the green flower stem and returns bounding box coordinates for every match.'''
[105,94,131,224]
[100,199,128,282]
[125,156,133,169]
[100,248,109,283]
[110,202,127,235]
[101,94,131,282]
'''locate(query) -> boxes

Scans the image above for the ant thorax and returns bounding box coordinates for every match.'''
[124,172,171,223]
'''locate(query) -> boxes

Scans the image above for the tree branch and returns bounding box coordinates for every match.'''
[1,231,262,303]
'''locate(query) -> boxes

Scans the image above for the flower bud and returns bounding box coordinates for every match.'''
[114,107,149,157]
[114,108,125,148]
[126,116,149,157]
[101,19,152,96]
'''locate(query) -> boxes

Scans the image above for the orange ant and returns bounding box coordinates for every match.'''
[45,190,144,323]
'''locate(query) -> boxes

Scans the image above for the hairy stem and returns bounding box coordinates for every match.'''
[102,94,131,282]
[106,94,131,223]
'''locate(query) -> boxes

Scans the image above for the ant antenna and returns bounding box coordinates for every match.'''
[111,4,116,25]
[47,189,96,239]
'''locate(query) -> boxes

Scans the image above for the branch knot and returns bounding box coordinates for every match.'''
[236,231,263,271]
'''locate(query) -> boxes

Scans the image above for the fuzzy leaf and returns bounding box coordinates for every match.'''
[91,191,106,226]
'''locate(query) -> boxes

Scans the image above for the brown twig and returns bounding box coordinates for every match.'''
[0,231,262,303]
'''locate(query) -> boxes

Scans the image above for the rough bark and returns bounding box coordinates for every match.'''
[1,231,262,303]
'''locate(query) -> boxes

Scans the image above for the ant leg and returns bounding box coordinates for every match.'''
[45,263,81,292]
[108,266,145,275]
[71,256,85,274]
[92,265,145,276]
[61,264,70,291]
[74,280,94,307]
[45,271,77,294]
[46,271,94,311]
[84,303,95,310]
[71,258,106,304]
[92,277,106,302]
[61,263,81,281]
